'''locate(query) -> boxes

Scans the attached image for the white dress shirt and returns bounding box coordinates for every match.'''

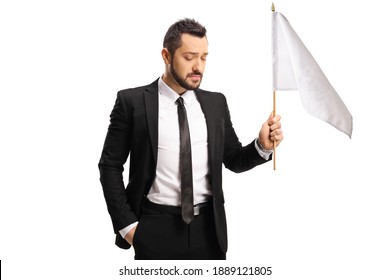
[147,77,212,206]
[119,77,272,238]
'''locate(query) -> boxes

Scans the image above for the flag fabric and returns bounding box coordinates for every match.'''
[272,11,353,138]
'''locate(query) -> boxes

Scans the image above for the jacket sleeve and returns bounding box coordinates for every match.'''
[222,96,270,172]
[98,91,137,234]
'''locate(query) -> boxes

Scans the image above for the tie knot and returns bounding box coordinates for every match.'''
[176,97,184,106]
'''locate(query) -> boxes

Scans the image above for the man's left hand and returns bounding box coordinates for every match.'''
[258,113,283,150]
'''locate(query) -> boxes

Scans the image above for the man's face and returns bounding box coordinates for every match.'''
[170,34,208,91]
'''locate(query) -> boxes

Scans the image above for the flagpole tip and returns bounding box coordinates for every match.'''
[271,2,275,12]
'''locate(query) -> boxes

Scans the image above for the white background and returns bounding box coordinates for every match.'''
[1,0,389,279]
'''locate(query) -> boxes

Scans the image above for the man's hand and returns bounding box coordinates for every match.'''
[124,225,138,245]
[258,113,283,150]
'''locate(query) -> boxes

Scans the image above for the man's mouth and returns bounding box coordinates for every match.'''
[188,73,202,81]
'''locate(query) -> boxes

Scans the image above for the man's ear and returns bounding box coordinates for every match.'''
[161,48,171,65]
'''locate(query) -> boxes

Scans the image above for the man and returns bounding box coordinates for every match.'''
[98,18,283,260]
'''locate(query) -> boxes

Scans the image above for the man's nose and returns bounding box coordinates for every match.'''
[192,58,203,72]
[192,60,199,71]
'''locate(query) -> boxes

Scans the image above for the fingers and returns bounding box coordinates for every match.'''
[270,129,284,143]
[268,114,281,126]
[264,114,281,131]
[259,113,284,149]
[267,113,283,144]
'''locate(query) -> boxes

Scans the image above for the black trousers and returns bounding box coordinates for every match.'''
[132,200,226,260]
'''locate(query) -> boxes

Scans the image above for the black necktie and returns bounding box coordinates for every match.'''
[176,97,194,224]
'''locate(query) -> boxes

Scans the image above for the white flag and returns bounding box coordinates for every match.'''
[272,11,353,138]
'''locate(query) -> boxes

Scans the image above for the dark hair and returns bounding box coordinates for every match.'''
[163,18,207,56]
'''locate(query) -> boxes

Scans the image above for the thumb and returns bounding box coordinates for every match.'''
[267,111,274,125]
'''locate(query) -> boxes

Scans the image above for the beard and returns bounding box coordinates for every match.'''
[170,58,203,91]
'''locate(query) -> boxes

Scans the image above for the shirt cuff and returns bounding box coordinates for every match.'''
[119,221,139,238]
[254,138,273,160]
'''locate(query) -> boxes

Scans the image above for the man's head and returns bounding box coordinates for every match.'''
[162,19,208,93]
[163,18,207,57]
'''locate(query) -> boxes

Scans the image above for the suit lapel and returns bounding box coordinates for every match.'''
[196,90,216,165]
[143,79,159,163]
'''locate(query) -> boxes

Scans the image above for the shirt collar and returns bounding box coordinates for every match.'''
[158,77,195,107]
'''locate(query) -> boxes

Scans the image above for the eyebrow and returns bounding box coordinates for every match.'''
[183,52,209,55]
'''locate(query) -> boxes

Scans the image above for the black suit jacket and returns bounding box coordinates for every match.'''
[98,79,270,252]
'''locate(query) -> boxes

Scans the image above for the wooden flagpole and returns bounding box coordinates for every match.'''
[273,90,276,170]
[272,3,276,170]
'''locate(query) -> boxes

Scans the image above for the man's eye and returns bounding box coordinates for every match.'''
[184,56,193,61]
